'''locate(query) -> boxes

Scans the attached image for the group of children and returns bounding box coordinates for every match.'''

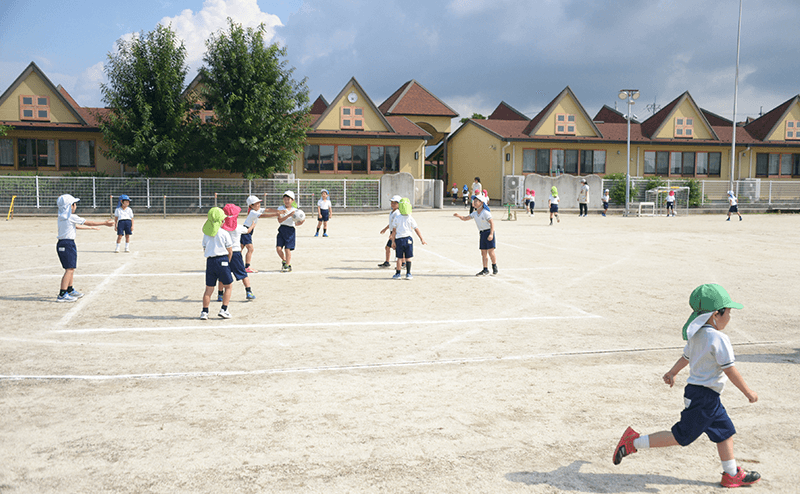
[54,190,764,488]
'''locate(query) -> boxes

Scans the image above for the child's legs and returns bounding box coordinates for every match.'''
[60,268,75,290]
[221,283,232,305]
[125,234,131,242]
[116,235,123,244]
[202,285,215,307]
[647,430,680,448]
[242,276,251,289]
[717,436,734,462]
[244,243,254,264]
[284,248,292,265]
[323,220,328,229]
[385,245,391,262]
[487,248,496,264]
[316,219,323,229]
[276,246,285,262]
[480,249,489,267]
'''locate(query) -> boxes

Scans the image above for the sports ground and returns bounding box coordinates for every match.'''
[1,209,799,493]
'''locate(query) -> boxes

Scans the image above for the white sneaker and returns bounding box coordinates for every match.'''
[218,309,232,319]
[68,289,84,298]
[56,292,77,303]
[124,247,130,252]
[200,311,209,320]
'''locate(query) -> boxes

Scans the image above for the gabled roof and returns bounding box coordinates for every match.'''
[522,86,602,138]
[488,101,528,121]
[310,95,329,115]
[379,80,458,117]
[701,108,732,127]
[313,77,395,133]
[594,105,638,124]
[744,95,800,141]
[0,61,88,126]
[640,91,720,141]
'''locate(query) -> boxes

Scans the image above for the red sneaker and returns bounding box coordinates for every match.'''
[245,267,257,273]
[721,467,761,488]
[612,427,640,465]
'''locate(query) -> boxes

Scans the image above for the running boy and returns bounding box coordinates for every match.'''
[454,194,497,276]
[390,198,426,279]
[612,283,760,488]
[462,185,470,208]
[216,203,256,302]
[56,194,114,302]
[378,195,402,268]
[602,188,610,217]
[548,186,560,225]
[113,194,134,253]
[666,190,676,217]
[201,207,234,319]
[727,190,742,221]
[315,189,332,237]
[241,195,265,273]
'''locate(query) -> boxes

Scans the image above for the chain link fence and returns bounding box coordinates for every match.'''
[0,176,381,216]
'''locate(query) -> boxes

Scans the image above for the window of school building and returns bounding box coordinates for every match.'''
[756,152,800,177]
[19,95,50,121]
[304,144,399,174]
[522,148,605,175]
[13,138,96,170]
[643,150,721,177]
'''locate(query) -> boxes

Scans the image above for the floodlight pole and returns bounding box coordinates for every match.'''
[619,89,639,216]
[729,0,743,193]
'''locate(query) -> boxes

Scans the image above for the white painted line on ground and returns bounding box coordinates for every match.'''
[0,341,778,382]
[51,314,601,334]
[57,256,134,328]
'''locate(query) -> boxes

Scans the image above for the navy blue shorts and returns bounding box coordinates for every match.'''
[729,205,739,213]
[116,219,132,236]
[229,251,248,281]
[666,202,674,209]
[550,204,559,213]
[240,230,253,246]
[205,255,233,287]
[671,384,736,446]
[318,209,330,222]
[479,229,496,250]
[395,236,413,259]
[603,201,609,209]
[277,224,296,250]
[56,239,77,269]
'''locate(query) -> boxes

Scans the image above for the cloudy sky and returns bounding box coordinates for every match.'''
[1,0,798,128]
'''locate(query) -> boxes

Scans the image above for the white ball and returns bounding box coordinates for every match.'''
[293,209,305,223]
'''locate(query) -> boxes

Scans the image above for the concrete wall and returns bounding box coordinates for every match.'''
[380,172,415,209]
[523,173,604,210]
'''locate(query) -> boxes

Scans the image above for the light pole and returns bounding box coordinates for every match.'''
[618,89,639,216]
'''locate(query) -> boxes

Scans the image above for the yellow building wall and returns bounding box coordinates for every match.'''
[766,104,800,141]
[655,103,713,140]
[0,73,80,124]
[447,123,504,197]
[315,87,389,132]
[292,137,425,179]
[534,96,598,138]
[409,115,452,134]
[0,129,120,175]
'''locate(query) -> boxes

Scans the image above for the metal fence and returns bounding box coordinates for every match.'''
[601,178,800,207]
[0,176,381,216]
[413,179,435,208]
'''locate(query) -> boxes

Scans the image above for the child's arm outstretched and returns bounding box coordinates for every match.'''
[662,356,689,387]
[723,365,758,403]
[380,223,391,234]
[414,227,427,245]
[453,213,472,221]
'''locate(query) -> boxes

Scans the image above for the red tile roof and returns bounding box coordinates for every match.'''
[310,95,328,115]
[744,95,799,141]
[379,80,458,117]
[488,101,528,121]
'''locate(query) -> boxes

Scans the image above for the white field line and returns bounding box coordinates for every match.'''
[57,257,133,328]
[0,341,778,382]
[50,314,601,335]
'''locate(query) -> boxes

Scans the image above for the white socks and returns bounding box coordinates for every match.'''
[722,459,738,476]
[633,435,650,450]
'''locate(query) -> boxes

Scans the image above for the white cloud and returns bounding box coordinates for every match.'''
[155,0,282,70]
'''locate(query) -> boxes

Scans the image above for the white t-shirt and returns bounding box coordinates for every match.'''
[392,214,418,239]
[666,195,675,204]
[729,196,738,206]
[451,187,458,196]
[602,193,610,203]
[57,213,86,240]
[470,208,493,231]
[524,192,533,201]
[472,182,482,195]
[277,205,297,227]
[243,207,264,228]
[114,207,134,220]
[549,195,560,205]
[202,229,233,258]
[684,325,735,394]
[226,225,247,253]
[578,184,589,204]
[317,198,331,211]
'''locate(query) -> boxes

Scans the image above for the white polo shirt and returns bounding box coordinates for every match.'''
[202,230,233,258]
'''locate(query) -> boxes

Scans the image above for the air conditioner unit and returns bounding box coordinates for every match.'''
[503,175,523,205]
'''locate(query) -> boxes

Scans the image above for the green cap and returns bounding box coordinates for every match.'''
[551,186,558,195]
[202,207,226,237]
[398,197,412,216]
[681,284,743,340]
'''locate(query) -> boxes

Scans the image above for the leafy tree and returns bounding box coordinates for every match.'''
[460,112,486,124]
[198,19,310,178]
[100,24,194,176]
[0,124,10,136]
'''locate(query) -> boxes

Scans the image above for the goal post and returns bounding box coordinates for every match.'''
[645,186,690,216]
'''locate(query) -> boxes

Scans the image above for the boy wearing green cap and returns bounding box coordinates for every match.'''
[201,207,234,320]
[548,186,560,225]
[613,283,760,488]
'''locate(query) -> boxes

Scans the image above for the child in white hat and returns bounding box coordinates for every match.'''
[454,193,497,276]
[262,190,304,272]
[727,191,742,221]
[378,195,402,267]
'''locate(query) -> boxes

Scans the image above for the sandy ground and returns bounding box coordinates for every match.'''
[1,206,799,493]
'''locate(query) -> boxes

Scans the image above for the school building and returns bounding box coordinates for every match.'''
[2,61,800,197]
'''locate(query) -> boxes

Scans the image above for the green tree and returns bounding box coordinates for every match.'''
[460,113,486,124]
[99,24,194,176]
[0,124,11,136]
[198,19,310,178]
